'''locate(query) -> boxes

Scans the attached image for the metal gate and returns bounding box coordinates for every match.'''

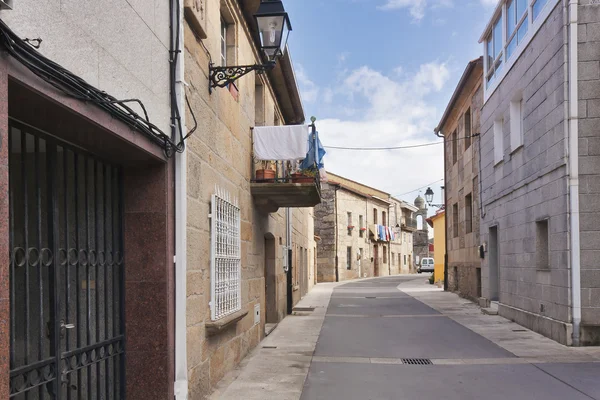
[8,120,125,399]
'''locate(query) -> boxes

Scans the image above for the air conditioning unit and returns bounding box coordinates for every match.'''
[0,0,13,10]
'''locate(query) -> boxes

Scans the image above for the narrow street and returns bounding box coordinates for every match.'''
[302,276,600,400]
[212,276,600,400]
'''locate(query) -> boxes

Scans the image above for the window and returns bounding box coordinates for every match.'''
[220,17,227,66]
[536,220,549,269]
[382,211,387,226]
[465,194,473,234]
[359,248,363,263]
[359,215,365,237]
[347,246,352,270]
[494,118,504,165]
[506,0,528,60]
[383,246,387,264]
[404,255,407,265]
[452,129,458,165]
[347,212,353,236]
[532,0,548,20]
[464,109,472,150]
[510,98,524,151]
[486,14,503,88]
[373,208,378,225]
[391,252,395,265]
[210,189,241,320]
[453,203,459,238]
[255,79,265,126]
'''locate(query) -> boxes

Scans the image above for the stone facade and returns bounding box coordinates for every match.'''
[480,0,600,345]
[437,58,483,301]
[389,198,417,274]
[183,0,315,397]
[315,173,412,282]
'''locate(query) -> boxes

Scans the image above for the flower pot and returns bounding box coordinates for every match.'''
[256,169,276,182]
[291,173,314,184]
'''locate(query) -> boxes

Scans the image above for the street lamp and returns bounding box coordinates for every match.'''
[209,0,292,93]
[424,187,444,208]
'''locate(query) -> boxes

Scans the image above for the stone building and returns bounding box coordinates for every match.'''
[183,0,319,397]
[479,0,600,345]
[315,172,413,281]
[434,57,483,301]
[0,1,178,398]
[389,197,418,274]
[413,195,431,269]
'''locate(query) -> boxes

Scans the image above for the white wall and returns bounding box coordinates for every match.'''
[1,0,171,133]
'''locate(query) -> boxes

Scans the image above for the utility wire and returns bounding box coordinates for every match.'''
[323,133,479,151]
[393,178,444,197]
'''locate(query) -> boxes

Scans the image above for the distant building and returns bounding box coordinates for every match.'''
[413,195,431,269]
[315,173,416,281]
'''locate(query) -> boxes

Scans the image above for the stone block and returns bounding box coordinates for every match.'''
[579,61,600,81]
[187,294,207,327]
[188,360,210,400]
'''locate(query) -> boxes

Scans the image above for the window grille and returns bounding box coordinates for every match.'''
[210,188,241,320]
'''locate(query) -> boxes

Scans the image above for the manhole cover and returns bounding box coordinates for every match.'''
[402,358,432,365]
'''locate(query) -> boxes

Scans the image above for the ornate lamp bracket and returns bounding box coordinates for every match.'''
[209,61,276,94]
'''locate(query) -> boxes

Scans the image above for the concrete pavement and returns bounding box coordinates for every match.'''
[211,275,600,399]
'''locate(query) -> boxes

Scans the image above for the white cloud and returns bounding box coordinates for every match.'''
[315,61,449,201]
[378,0,453,22]
[480,0,498,7]
[295,64,319,104]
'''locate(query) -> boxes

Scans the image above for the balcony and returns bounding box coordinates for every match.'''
[401,217,418,232]
[251,161,321,213]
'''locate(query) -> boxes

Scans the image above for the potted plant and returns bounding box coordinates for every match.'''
[291,168,317,183]
[256,161,276,182]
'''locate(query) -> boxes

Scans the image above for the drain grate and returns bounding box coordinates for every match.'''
[402,358,432,365]
[365,297,377,299]
[512,329,527,332]
[292,307,315,312]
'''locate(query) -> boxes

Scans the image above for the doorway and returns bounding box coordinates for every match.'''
[9,122,125,399]
[264,235,277,323]
[373,245,379,277]
[489,226,500,301]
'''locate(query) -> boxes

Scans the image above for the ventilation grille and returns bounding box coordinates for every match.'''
[402,358,432,365]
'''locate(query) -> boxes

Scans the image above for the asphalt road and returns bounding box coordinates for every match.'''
[300,276,600,400]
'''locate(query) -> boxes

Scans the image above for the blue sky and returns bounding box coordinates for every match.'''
[284,0,497,206]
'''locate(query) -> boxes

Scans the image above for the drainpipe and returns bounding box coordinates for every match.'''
[334,185,339,282]
[172,0,189,397]
[286,207,293,314]
[567,0,581,346]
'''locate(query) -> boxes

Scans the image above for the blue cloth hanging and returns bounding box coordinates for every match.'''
[299,131,326,171]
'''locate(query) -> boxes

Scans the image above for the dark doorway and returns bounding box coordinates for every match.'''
[489,226,499,301]
[264,235,277,323]
[8,121,125,399]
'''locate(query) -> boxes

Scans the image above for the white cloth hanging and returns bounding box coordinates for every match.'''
[253,125,309,161]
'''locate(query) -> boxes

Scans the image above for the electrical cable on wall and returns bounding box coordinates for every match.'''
[0,18,196,157]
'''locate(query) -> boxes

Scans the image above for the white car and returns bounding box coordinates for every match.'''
[418,258,434,273]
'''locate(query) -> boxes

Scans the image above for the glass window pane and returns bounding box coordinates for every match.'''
[533,0,548,20]
[507,36,517,59]
[516,0,527,19]
[518,18,529,43]
[487,38,494,63]
[493,17,503,58]
[507,0,516,37]
[496,57,503,75]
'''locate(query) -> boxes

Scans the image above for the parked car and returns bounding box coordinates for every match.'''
[418,258,434,273]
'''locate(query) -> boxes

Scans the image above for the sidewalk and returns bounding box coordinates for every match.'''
[208,282,343,400]
[398,277,600,363]
[209,276,600,399]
